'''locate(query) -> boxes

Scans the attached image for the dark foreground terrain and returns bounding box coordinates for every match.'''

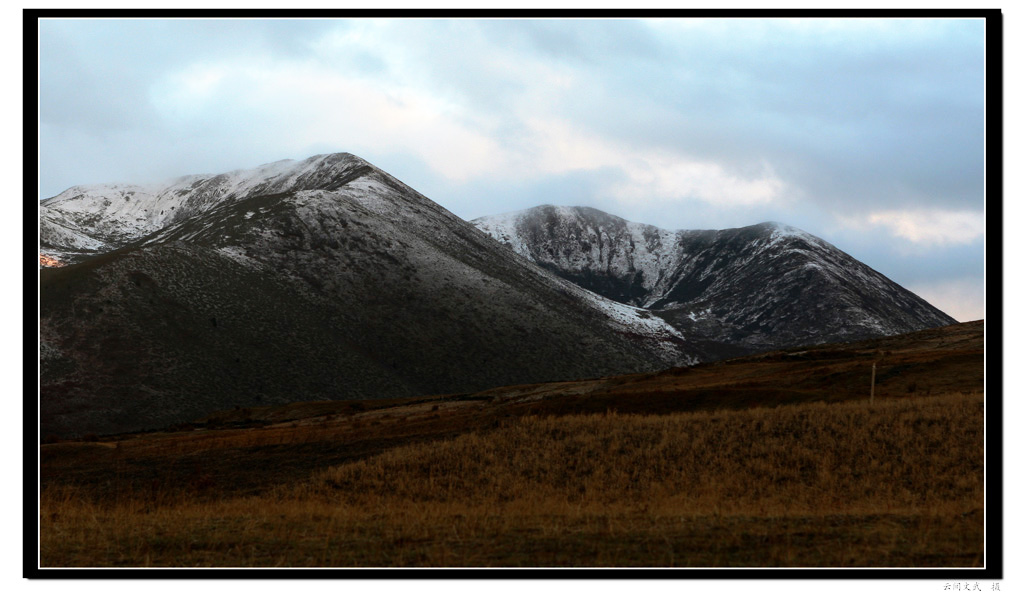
[38,320,985,568]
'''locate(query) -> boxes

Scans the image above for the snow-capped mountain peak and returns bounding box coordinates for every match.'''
[40,154,701,437]
[39,152,382,262]
[472,205,956,353]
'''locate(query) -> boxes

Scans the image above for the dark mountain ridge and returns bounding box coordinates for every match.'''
[472,205,956,353]
[39,155,957,438]
[39,155,695,437]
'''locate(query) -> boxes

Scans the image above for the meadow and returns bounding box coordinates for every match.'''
[40,391,984,567]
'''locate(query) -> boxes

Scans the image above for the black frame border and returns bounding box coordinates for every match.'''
[24,7,1003,581]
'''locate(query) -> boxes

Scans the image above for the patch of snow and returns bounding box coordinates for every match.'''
[472,210,534,258]
[39,209,106,250]
[340,176,400,215]
[571,283,696,365]
[763,221,825,250]
[39,153,373,252]
[214,246,264,270]
[473,206,686,309]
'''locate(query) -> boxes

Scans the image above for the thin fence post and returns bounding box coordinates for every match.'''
[870,362,877,404]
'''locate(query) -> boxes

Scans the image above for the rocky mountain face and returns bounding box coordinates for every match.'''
[472,205,957,354]
[39,155,695,437]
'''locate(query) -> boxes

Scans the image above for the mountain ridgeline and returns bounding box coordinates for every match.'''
[39,154,956,437]
[39,154,691,437]
[472,205,956,354]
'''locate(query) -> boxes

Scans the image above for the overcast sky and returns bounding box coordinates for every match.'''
[37,17,986,321]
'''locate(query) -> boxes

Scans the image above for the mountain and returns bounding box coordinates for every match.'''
[39,155,696,438]
[39,156,398,262]
[472,205,957,353]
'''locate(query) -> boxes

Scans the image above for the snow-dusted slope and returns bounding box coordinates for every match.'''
[474,205,681,307]
[39,206,106,262]
[40,152,956,437]
[39,154,699,437]
[39,154,377,260]
[473,205,957,352]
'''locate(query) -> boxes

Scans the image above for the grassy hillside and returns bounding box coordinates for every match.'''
[37,321,986,568]
[40,393,983,567]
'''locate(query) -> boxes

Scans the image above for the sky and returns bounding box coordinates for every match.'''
[36,16,987,322]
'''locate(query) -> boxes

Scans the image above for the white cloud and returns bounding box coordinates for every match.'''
[147,57,510,183]
[864,209,985,246]
[518,117,786,207]
[611,156,785,207]
[146,53,790,207]
[906,277,985,323]
[261,20,789,209]
[149,63,229,119]
[519,117,622,174]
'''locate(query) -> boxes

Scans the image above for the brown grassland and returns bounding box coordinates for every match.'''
[38,321,985,567]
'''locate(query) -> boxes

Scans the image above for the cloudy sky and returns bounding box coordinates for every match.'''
[37,17,987,321]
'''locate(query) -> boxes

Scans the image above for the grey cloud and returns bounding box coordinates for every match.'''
[38,19,337,134]
[39,20,163,132]
[473,19,667,64]
[526,19,986,214]
[36,17,985,321]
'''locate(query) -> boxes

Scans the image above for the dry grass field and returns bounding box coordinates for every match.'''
[37,321,986,568]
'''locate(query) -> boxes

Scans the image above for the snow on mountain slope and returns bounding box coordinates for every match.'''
[39,206,105,250]
[39,154,378,260]
[474,205,689,308]
[570,284,695,365]
[137,166,696,366]
[40,150,959,438]
[39,153,701,437]
[473,206,957,352]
